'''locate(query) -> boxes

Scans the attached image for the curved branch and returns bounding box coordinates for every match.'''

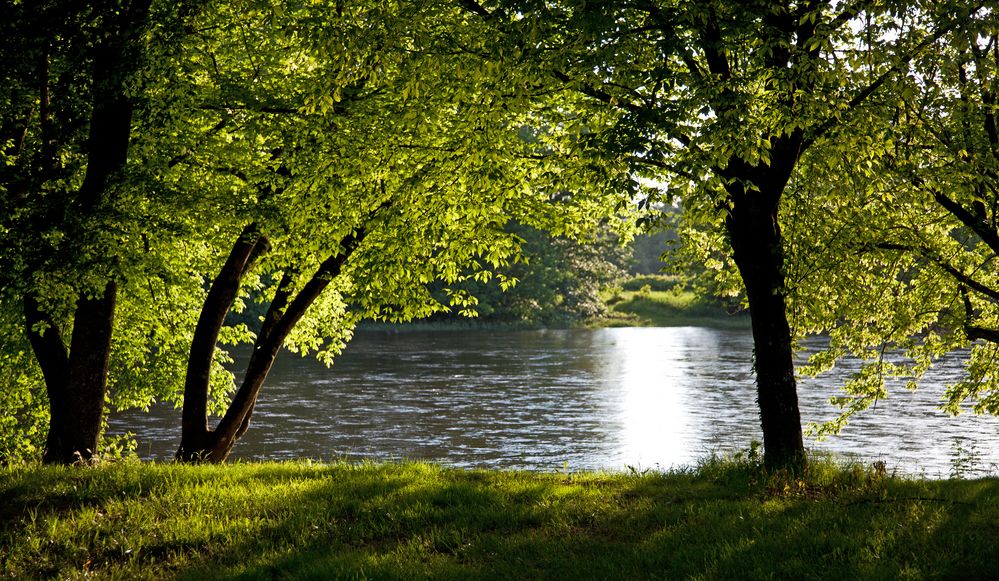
[933,189,999,257]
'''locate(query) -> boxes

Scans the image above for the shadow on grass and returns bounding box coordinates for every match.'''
[175,466,999,580]
[6,463,999,579]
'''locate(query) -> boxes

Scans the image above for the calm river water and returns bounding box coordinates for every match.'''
[108,327,999,477]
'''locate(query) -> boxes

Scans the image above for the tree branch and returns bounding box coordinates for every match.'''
[549,70,646,116]
[801,6,981,153]
[933,188,999,257]
[214,198,394,448]
[179,222,266,442]
[213,228,367,444]
[873,242,999,303]
[699,10,731,81]
[23,295,70,399]
[456,0,493,19]
[960,284,999,343]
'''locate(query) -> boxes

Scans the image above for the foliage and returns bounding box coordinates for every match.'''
[168,0,634,329]
[0,311,47,462]
[428,223,629,326]
[619,274,682,293]
[464,0,977,466]
[782,5,999,434]
[1,0,637,460]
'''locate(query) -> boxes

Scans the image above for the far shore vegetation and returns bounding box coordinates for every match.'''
[3,457,997,580]
[359,274,750,332]
[359,230,750,331]
[597,275,750,329]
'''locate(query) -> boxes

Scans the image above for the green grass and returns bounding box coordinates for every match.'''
[618,274,685,293]
[2,458,999,579]
[597,287,750,329]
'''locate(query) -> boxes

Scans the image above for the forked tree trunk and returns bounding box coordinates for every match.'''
[177,224,267,460]
[26,283,118,463]
[22,0,150,464]
[177,228,366,463]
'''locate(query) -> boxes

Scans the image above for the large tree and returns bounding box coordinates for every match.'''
[459,0,980,467]
[0,0,215,463]
[0,0,628,463]
[167,1,631,462]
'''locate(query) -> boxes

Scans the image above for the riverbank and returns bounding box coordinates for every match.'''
[360,278,749,331]
[596,287,750,328]
[3,459,997,579]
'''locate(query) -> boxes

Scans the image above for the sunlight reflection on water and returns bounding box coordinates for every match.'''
[108,327,999,477]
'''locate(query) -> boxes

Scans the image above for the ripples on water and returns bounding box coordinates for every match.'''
[108,327,999,477]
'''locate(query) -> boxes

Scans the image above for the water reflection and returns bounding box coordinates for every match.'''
[107,327,999,477]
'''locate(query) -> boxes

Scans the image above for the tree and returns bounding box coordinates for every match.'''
[0,0,213,463]
[142,1,634,462]
[458,0,973,467]
[0,0,633,464]
[782,5,999,431]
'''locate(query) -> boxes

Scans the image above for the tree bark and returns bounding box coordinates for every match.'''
[177,224,266,459]
[49,283,118,463]
[24,296,70,461]
[26,283,118,464]
[177,230,365,463]
[723,162,805,469]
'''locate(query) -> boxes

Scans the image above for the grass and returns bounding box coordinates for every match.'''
[2,458,999,579]
[597,286,750,329]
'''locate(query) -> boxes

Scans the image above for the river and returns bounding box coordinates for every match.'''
[107,326,999,477]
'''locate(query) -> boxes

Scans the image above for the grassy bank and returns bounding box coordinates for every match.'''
[2,459,998,579]
[598,286,750,329]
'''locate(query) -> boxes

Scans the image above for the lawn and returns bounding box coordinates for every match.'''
[2,458,998,579]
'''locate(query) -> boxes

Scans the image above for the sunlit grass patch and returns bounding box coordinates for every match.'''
[2,458,999,579]
[598,287,749,328]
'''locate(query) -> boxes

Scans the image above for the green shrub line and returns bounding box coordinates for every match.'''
[2,456,998,579]
[354,276,748,330]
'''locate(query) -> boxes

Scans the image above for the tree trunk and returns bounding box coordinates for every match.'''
[177,230,366,463]
[177,224,265,460]
[51,283,118,463]
[725,179,805,469]
[26,283,118,464]
[24,296,70,460]
[178,338,283,462]
[25,1,151,464]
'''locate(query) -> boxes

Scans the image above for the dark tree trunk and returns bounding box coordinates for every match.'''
[24,296,70,460]
[47,283,118,463]
[26,283,118,464]
[692,9,809,469]
[723,158,805,469]
[177,224,266,460]
[177,230,366,463]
